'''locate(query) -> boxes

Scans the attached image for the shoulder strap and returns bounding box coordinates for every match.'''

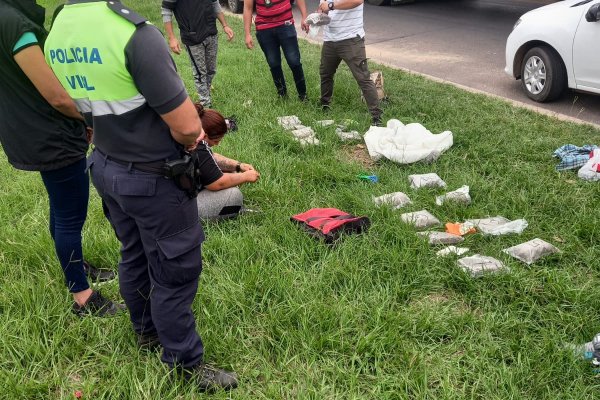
[106,1,147,27]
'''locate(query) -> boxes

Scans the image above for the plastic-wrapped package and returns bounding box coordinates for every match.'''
[457,255,507,277]
[277,115,302,130]
[436,246,469,257]
[304,12,331,26]
[373,192,412,209]
[291,127,315,139]
[408,173,446,189]
[436,185,471,206]
[336,128,361,141]
[417,231,464,245]
[445,222,476,236]
[315,120,335,127]
[295,136,320,146]
[503,238,560,265]
[467,217,528,235]
[401,210,441,229]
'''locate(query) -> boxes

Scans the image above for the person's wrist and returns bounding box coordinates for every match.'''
[235,162,242,172]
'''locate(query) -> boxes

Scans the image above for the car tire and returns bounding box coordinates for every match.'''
[520,46,566,103]
[227,0,243,13]
[366,0,391,6]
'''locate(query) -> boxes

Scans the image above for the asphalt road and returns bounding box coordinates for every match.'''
[299,0,600,126]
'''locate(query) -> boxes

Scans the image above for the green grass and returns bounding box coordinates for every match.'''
[2,0,600,398]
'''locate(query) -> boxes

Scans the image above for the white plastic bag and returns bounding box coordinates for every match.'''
[408,173,447,189]
[436,185,471,206]
[401,210,440,229]
[373,192,412,209]
[457,255,507,277]
[578,148,600,181]
[363,119,453,164]
[503,238,560,265]
[417,231,464,245]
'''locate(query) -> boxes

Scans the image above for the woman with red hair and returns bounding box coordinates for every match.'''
[195,103,259,219]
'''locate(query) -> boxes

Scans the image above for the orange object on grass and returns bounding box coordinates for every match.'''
[445,222,476,236]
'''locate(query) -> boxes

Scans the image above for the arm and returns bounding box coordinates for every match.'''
[213,1,234,41]
[14,45,84,122]
[319,0,363,12]
[161,7,182,54]
[160,98,203,147]
[243,0,255,49]
[205,169,260,191]
[295,0,309,33]
[213,152,255,172]
[126,25,201,146]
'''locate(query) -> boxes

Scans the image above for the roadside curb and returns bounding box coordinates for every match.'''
[230,12,600,131]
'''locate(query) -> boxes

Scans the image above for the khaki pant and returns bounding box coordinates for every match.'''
[319,36,382,120]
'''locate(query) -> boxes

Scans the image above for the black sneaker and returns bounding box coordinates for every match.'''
[72,290,125,317]
[184,363,238,393]
[83,260,116,282]
[137,331,161,351]
[299,94,308,102]
[322,103,331,112]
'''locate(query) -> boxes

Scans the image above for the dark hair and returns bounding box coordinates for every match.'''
[194,103,227,141]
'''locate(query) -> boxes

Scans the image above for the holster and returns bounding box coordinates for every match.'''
[163,152,202,198]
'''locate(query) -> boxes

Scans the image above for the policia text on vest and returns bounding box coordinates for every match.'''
[47,47,102,91]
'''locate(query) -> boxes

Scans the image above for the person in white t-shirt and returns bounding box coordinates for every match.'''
[317,0,382,126]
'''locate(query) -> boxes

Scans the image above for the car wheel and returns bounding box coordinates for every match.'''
[227,0,243,13]
[366,0,391,6]
[520,46,566,103]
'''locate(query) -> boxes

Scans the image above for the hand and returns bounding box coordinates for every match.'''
[245,34,254,49]
[318,0,329,13]
[301,20,310,33]
[169,37,181,54]
[224,26,234,41]
[239,163,255,172]
[185,130,206,151]
[85,127,93,144]
[243,169,260,183]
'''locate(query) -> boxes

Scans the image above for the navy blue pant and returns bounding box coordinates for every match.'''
[256,23,306,98]
[40,157,89,293]
[89,150,205,368]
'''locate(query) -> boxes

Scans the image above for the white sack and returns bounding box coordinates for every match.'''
[363,119,453,164]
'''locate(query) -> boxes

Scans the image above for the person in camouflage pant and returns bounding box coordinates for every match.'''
[162,0,234,107]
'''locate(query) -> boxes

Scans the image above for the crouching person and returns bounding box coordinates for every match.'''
[194,104,259,220]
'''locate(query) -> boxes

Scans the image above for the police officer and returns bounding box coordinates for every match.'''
[45,0,238,392]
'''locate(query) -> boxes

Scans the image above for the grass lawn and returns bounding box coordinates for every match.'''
[2,0,600,398]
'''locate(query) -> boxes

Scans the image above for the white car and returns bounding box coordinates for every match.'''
[505,0,600,102]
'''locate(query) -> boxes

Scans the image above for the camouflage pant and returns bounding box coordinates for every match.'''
[186,34,218,107]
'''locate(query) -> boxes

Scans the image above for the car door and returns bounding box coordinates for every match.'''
[572,1,600,92]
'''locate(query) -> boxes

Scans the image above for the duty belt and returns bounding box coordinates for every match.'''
[98,150,167,175]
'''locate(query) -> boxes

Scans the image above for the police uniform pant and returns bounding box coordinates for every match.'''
[319,36,382,120]
[88,150,204,368]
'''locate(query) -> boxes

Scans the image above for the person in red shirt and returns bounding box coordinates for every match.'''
[243,0,309,100]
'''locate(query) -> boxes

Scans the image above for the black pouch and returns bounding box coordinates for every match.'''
[163,154,199,198]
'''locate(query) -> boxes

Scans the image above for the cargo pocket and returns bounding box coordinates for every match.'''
[113,175,156,197]
[155,222,204,286]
